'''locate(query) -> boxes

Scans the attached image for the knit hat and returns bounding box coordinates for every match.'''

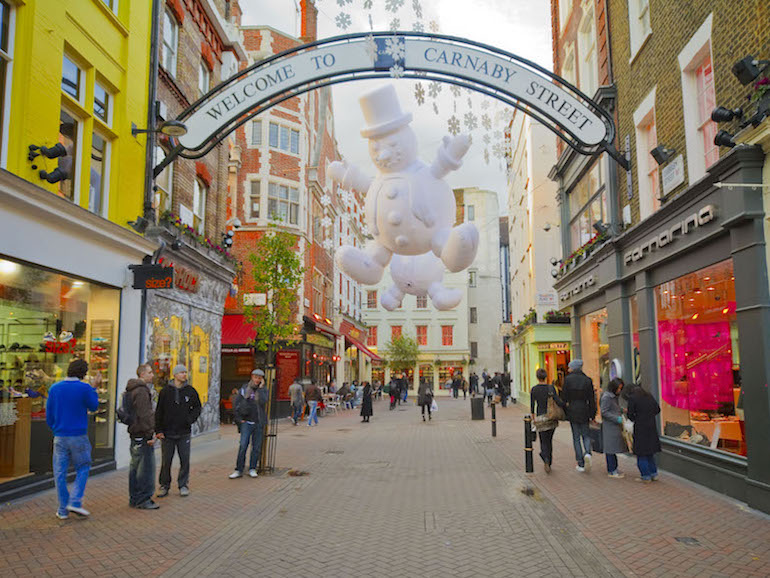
[568,359,583,371]
[172,364,187,375]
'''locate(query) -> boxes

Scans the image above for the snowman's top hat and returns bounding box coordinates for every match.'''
[359,84,413,139]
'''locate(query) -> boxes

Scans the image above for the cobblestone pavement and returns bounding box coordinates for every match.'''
[2,397,770,577]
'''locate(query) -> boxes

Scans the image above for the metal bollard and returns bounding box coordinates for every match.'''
[524,415,534,473]
[491,402,497,437]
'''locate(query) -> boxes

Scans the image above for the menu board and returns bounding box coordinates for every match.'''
[275,350,300,401]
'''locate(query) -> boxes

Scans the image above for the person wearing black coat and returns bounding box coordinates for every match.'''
[530,368,566,473]
[360,382,373,422]
[561,359,596,472]
[389,376,402,410]
[626,385,662,483]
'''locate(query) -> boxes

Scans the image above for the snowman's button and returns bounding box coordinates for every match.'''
[387,211,402,226]
[395,235,409,248]
[385,186,399,199]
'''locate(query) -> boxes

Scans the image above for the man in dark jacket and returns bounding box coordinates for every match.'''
[127,363,158,510]
[561,359,596,472]
[155,364,202,497]
[389,375,401,410]
[229,369,268,478]
[451,373,461,399]
[469,372,478,397]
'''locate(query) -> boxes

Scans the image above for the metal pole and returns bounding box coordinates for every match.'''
[524,415,534,473]
[491,401,496,437]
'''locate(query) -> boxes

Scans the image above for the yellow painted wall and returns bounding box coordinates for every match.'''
[6,0,151,227]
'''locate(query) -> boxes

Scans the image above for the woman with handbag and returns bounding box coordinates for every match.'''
[530,369,565,473]
[600,378,627,479]
[417,379,434,421]
[626,384,662,483]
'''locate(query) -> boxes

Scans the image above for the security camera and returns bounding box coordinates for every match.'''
[543,223,551,232]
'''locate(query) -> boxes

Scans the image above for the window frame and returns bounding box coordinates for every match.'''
[567,158,607,252]
[198,60,211,96]
[58,106,82,204]
[628,0,652,62]
[250,119,262,147]
[391,325,402,340]
[89,130,110,217]
[366,290,377,309]
[416,294,428,309]
[154,145,173,214]
[466,204,475,222]
[470,307,478,324]
[441,325,453,347]
[161,9,178,77]
[248,179,261,221]
[695,55,718,169]
[93,81,111,126]
[416,325,427,346]
[0,0,14,169]
[468,269,477,287]
[62,54,83,103]
[367,326,377,347]
[633,87,660,220]
[268,121,300,155]
[578,5,598,97]
[267,181,300,226]
[192,178,207,234]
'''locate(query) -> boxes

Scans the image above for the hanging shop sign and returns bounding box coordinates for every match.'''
[661,155,685,196]
[129,264,174,290]
[559,274,596,305]
[623,205,716,266]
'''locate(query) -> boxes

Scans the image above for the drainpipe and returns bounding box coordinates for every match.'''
[143,0,162,225]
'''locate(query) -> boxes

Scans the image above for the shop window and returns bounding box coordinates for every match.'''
[267,182,299,225]
[248,180,260,220]
[193,178,207,234]
[250,120,262,146]
[391,325,402,340]
[62,55,82,101]
[0,1,13,167]
[367,290,377,309]
[269,122,300,154]
[416,295,427,308]
[416,325,427,346]
[190,326,210,403]
[438,363,458,386]
[101,0,117,11]
[57,109,80,202]
[198,61,211,96]
[470,307,478,324]
[580,307,608,412]
[89,132,109,217]
[441,325,453,346]
[162,9,178,77]
[0,259,120,484]
[578,5,598,97]
[367,326,377,347]
[94,82,110,125]
[154,146,173,214]
[468,269,477,287]
[568,159,606,252]
[628,0,652,60]
[655,259,744,456]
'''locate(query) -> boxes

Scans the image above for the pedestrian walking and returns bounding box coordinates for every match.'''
[417,379,434,421]
[451,373,460,399]
[469,371,478,397]
[229,369,268,479]
[626,384,662,483]
[126,363,159,509]
[530,368,565,473]
[389,375,401,410]
[562,359,596,473]
[155,364,202,498]
[305,380,322,426]
[402,378,409,403]
[483,372,494,407]
[46,359,99,519]
[461,376,468,399]
[503,372,512,404]
[288,378,304,425]
[600,378,627,479]
[360,381,373,422]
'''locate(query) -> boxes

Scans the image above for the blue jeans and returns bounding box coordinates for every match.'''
[606,453,618,474]
[637,455,658,480]
[403,388,408,402]
[129,438,156,506]
[236,422,264,472]
[52,435,92,516]
[292,403,303,423]
[307,401,318,425]
[569,422,591,466]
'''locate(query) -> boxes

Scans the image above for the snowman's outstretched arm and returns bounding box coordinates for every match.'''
[328,161,373,193]
[430,134,472,179]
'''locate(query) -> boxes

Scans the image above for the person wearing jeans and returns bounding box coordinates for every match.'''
[600,378,627,479]
[126,364,158,509]
[46,359,99,519]
[288,379,304,425]
[304,380,322,427]
[562,359,596,472]
[235,421,264,474]
[229,369,268,479]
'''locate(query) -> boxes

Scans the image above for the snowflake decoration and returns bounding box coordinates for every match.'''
[481,113,491,131]
[362,224,370,236]
[492,142,505,159]
[322,238,334,251]
[368,13,374,30]
[412,21,424,32]
[384,36,406,60]
[467,97,473,109]
[484,148,490,164]
[412,0,423,19]
[389,63,405,78]
[364,35,378,63]
[389,18,400,31]
[385,0,405,12]
[320,216,332,228]
[463,112,478,131]
[336,0,352,6]
[482,134,490,145]
[364,0,373,8]
[320,194,332,206]
[447,115,460,136]
[414,83,425,105]
[335,12,352,30]
[481,100,491,110]
[429,20,439,32]
[449,85,461,98]
[427,81,442,98]
[433,102,439,115]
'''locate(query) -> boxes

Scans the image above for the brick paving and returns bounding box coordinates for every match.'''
[1,397,770,577]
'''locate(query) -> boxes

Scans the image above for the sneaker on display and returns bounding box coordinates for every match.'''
[228,471,242,479]
[59,331,73,343]
[42,332,56,342]
[248,469,258,478]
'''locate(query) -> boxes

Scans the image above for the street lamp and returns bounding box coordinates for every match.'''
[132,119,188,138]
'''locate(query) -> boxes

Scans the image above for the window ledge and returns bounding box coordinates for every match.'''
[91,0,129,37]
[629,31,652,65]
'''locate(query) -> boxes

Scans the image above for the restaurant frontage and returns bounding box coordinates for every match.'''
[554,146,770,514]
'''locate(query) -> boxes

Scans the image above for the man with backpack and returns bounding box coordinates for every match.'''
[120,363,159,510]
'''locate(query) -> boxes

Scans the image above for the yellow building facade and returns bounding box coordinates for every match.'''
[5,0,151,225]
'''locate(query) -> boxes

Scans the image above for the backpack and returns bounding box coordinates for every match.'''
[116,390,136,426]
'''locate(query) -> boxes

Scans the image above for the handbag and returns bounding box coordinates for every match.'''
[545,386,565,421]
[622,417,634,450]
[589,423,604,453]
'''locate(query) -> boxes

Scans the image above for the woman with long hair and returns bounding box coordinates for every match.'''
[601,378,627,479]
[360,381,373,423]
[417,379,434,421]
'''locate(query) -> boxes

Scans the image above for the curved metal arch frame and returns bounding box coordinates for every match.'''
[157,31,627,175]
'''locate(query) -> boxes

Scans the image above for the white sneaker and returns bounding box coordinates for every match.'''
[608,471,625,479]
[66,505,90,517]
[584,454,592,470]
[248,469,258,478]
[576,465,586,473]
[228,470,242,479]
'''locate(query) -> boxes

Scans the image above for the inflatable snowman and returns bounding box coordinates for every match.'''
[329,84,479,301]
[381,252,462,311]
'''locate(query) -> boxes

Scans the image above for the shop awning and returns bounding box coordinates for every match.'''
[302,314,340,339]
[339,320,382,361]
[221,314,256,346]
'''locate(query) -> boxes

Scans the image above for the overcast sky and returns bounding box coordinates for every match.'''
[239,0,553,215]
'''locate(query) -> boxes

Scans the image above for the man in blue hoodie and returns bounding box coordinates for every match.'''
[46,358,99,520]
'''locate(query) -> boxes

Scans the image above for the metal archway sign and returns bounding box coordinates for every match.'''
[155,31,627,176]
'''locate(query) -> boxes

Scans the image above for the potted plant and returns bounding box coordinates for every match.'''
[544,309,570,324]
[751,76,770,114]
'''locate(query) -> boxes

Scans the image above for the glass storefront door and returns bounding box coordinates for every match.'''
[0,258,120,483]
[580,308,609,419]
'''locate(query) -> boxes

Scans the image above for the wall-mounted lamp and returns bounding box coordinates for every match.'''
[650,145,676,166]
[222,229,235,248]
[549,257,558,266]
[543,223,552,232]
[731,55,769,86]
[711,106,744,123]
[714,130,736,149]
[132,119,188,138]
[593,221,610,236]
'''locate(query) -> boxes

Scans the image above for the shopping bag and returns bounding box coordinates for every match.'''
[622,417,634,451]
[589,423,604,453]
[430,399,438,412]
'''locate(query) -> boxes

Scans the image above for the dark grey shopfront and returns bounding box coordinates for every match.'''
[555,147,770,514]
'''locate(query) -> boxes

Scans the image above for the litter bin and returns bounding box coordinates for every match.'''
[471,397,485,420]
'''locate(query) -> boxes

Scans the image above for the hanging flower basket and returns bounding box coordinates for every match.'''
[544,309,570,324]
[559,231,608,273]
